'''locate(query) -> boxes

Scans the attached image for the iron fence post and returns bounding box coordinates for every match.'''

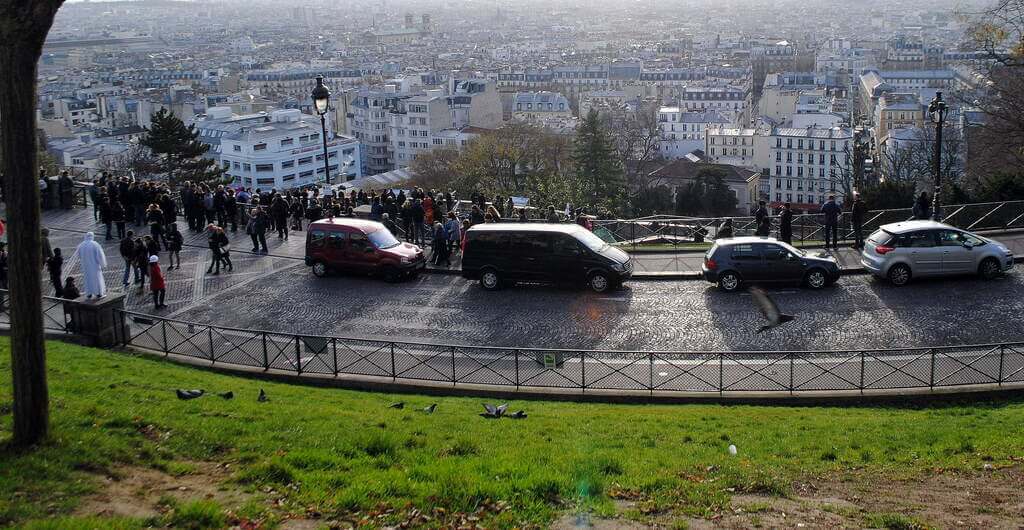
[859,351,865,394]
[998,344,1005,386]
[294,335,303,375]
[208,326,215,363]
[332,338,338,376]
[649,352,654,395]
[390,342,396,381]
[451,346,456,386]
[262,332,269,371]
[161,319,168,356]
[789,354,794,395]
[515,349,520,389]
[581,351,586,393]
[631,222,636,251]
[929,349,935,389]
[719,352,724,395]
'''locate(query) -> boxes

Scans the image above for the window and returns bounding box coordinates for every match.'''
[254,143,267,151]
[232,161,240,170]
[309,230,327,248]
[760,244,788,261]
[309,133,320,142]
[776,152,782,162]
[797,194,804,203]
[731,244,759,261]
[299,170,314,178]
[299,156,313,165]
[281,138,294,146]
[797,167,804,178]
[255,164,274,172]
[233,145,241,152]
[327,231,346,250]
[256,177,275,185]
[896,231,937,248]
[350,231,371,253]
[316,153,325,161]
[938,230,982,247]
[786,179,793,190]
[242,163,251,171]
[282,160,295,168]
[299,135,309,142]
[797,140,803,149]
[775,193,782,201]
[282,174,296,182]
[222,160,230,169]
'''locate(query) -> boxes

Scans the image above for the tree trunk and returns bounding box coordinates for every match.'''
[1,0,65,447]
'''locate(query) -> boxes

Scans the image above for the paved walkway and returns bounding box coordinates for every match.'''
[30,206,1024,279]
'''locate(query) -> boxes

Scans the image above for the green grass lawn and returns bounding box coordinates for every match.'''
[2,339,1024,529]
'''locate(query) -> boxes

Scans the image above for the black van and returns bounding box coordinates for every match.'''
[461,223,633,292]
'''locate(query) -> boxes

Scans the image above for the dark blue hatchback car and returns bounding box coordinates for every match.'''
[701,237,841,292]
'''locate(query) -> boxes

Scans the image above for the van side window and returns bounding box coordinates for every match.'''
[350,231,370,252]
[511,233,549,254]
[472,232,507,252]
[896,231,936,248]
[553,234,580,256]
[327,231,346,249]
[309,230,326,248]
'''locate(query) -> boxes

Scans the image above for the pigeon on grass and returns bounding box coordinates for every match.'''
[480,403,509,419]
[176,389,204,400]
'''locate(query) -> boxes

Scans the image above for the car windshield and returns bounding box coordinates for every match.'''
[368,229,400,249]
[573,227,609,252]
[776,241,805,257]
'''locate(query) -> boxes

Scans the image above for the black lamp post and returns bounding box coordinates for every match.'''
[927,91,949,221]
[311,75,332,186]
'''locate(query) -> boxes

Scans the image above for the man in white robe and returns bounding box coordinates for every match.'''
[75,232,107,298]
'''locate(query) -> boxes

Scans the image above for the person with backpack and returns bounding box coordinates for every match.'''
[820,195,842,251]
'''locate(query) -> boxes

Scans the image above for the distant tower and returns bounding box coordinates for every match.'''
[404,13,414,28]
[421,14,431,32]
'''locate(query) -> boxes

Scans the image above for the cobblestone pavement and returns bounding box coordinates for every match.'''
[37,207,1024,353]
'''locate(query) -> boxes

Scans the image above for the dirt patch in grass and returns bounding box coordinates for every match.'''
[567,467,1024,529]
[72,461,250,520]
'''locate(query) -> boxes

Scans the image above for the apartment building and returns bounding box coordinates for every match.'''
[658,108,731,159]
[199,107,362,190]
[511,91,571,121]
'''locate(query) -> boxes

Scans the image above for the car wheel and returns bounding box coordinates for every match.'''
[382,266,401,283]
[718,271,741,292]
[888,263,911,286]
[588,271,611,293]
[978,257,1001,280]
[311,261,328,278]
[480,268,501,291]
[804,269,827,289]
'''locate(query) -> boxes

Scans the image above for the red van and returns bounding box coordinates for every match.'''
[305,218,425,281]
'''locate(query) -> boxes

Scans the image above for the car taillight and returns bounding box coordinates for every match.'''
[705,258,717,270]
[875,245,895,255]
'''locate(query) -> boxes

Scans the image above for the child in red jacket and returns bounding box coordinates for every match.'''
[148,255,166,309]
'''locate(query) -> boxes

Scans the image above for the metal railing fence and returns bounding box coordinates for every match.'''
[114,309,1024,395]
[592,200,1024,250]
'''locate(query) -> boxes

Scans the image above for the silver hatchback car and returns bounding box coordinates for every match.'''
[861,220,1014,286]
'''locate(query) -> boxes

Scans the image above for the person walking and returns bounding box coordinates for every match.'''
[851,194,867,250]
[431,222,450,266]
[111,198,126,240]
[46,248,64,297]
[119,230,137,287]
[248,207,269,253]
[289,195,304,231]
[411,199,426,246]
[754,201,770,237]
[546,205,560,223]
[779,203,793,245]
[99,195,113,240]
[271,196,289,240]
[165,223,183,270]
[444,212,461,255]
[133,238,149,290]
[146,203,165,250]
[207,225,232,274]
[820,195,842,251]
[148,255,166,309]
[912,192,931,220]
[717,218,734,239]
[224,188,238,232]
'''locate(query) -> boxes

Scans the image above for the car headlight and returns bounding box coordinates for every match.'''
[400,256,411,264]
[610,262,625,272]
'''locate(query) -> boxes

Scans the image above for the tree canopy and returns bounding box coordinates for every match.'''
[140,108,224,188]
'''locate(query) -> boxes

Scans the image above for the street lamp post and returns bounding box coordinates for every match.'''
[311,75,332,187]
[927,91,949,221]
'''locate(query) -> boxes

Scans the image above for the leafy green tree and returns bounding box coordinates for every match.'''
[674,168,737,216]
[572,109,625,212]
[140,108,224,188]
[859,180,917,209]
